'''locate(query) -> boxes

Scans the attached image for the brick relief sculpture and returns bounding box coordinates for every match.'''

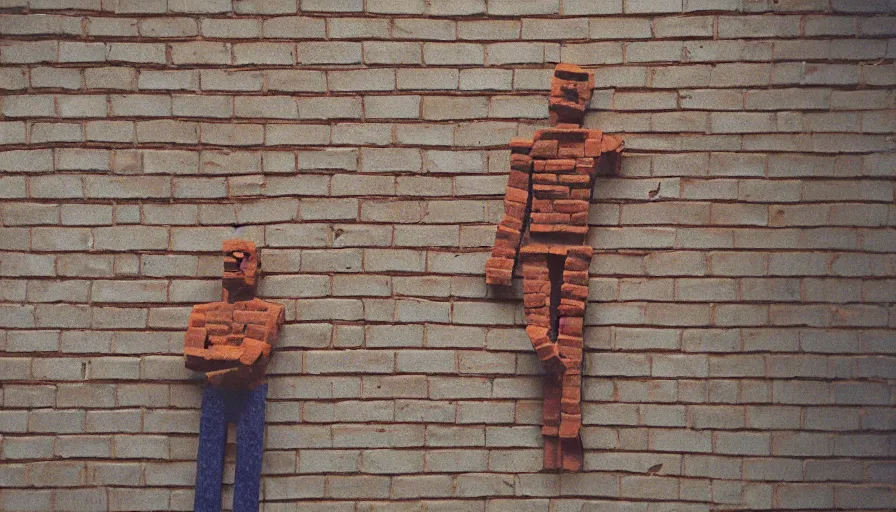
[486,64,624,472]
[184,240,284,512]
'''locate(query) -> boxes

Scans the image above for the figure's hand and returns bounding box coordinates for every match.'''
[185,340,270,378]
[485,257,514,286]
[238,338,272,366]
[203,343,271,389]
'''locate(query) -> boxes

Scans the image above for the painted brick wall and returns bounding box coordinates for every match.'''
[1,0,895,510]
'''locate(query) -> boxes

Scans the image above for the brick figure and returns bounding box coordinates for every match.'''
[485,64,624,471]
[184,240,285,512]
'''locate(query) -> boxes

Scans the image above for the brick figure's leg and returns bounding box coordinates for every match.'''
[521,250,564,469]
[232,384,267,512]
[557,245,593,471]
[543,373,563,469]
[194,385,228,512]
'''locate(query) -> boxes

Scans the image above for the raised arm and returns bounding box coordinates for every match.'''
[485,137,534,286]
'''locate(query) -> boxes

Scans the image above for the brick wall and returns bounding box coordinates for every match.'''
[1,0,895,510]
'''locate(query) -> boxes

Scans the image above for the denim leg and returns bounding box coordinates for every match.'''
[232,384,267,512]
[193,385,228,512]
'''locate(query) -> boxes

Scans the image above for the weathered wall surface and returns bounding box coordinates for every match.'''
[1,0,895,510]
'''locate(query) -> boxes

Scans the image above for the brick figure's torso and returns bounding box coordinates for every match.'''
[190,300,280,348]
[513,128,608,248]
[184,298,284,387]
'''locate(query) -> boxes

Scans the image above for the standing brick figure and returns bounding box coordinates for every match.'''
[485,64,624,471]
[184,240,285,512]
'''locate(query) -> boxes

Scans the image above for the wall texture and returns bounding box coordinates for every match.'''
[1,0,895,511]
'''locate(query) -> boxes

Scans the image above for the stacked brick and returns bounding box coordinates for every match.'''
[487,64,624,471]
[184,240,284,388]
[185,300,279,386]
[0,1,895,511]
[184,240,282,511]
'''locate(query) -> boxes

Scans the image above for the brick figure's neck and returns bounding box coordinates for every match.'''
[222,288,254,303]
[551,122,586,130]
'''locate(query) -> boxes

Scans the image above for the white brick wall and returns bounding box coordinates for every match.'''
[0,1,894,511]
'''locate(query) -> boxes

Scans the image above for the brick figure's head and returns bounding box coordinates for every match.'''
[222,239,259,302]
[549,63,595,128]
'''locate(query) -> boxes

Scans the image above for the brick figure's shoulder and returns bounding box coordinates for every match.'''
[235,298,285,324]
[193,301,228,313]
[509,137,534,152]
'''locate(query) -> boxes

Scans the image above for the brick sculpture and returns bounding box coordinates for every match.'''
[184,240,284,512]
[486,64,624,472]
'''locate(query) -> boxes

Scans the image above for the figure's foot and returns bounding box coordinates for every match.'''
[560,436,584,472]
[543,436,561,470]
[542,352,569,374]
[534,341,569,374]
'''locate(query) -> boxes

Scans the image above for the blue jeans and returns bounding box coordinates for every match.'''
[193,384,267,512]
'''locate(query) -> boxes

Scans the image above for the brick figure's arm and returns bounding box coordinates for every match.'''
[203,301,283,388]
[262,302,286,344]
[185,304,245,373]
[184,305,211,371]
[234,300,284,366]
[589,132,624,176]
[486,138,534,286]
